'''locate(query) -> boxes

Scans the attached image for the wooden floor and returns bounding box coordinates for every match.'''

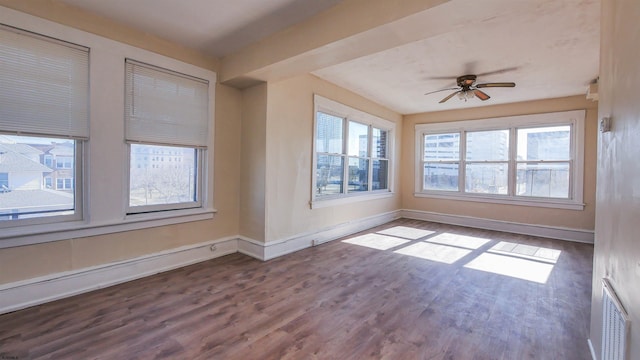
[0,219,593,360]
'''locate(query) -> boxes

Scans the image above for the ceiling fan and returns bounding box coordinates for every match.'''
[425,74,516,103]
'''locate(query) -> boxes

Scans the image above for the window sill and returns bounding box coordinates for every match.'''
[0,207,217,249]
[413,192,585,210]
[310,191,394,209]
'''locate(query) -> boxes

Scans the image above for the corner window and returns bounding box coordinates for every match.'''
[0,24,88,226]
[125,59,209,214]
[415,110,585,210]
[313,95,394,208]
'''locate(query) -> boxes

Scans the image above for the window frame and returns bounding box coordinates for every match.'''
[0,22,88,229]
[0,136,84,227]
[124,59,210,215]
[126,144,204,214]
[414,110,585,210]
[0,8,216,247]
[312,95,395,209]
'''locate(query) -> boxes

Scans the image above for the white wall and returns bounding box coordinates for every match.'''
[589,0,640,357]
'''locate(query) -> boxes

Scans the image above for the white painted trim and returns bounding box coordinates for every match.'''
[0,6,217,248]
[311,94,397,206]
[0,236,238,315]
[414,110,586,208]
[310,191,394,209]
[238,210,401,261]
[237,236,266,260]
[0,209,216,249]
[401,209,594,243]
[0,207,594,315]
[588,339,597,360]
[413,192,585,210]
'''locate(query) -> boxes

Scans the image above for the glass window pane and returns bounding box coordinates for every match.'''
[516,162,570,198]
[0,135,75,220]
[465,163,508,195]
[517,126,570,161]
[347,157,369,192]
[424,133,460,161]
[372,128,387,158]
[423,163,459,191]
[129,144,197,206]
[315,112,343,154]
[348,121,369,157]
[372,159,388,190]
[466,130,509,161]
[316,154,344,197]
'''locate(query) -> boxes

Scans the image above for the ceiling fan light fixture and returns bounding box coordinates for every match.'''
[458,90,475,101]
[427,73,515,104]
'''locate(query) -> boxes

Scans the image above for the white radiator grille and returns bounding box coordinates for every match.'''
[601,278,630,360]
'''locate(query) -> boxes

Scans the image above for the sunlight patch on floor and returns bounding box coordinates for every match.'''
[464,253,555,283]
[489,241,561,264]
[394,242,472,264]
[342,233,411,250]
[376,226,435,240]
[426,233,491,250]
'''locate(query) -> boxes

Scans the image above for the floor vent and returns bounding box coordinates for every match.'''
[601,278,630,360]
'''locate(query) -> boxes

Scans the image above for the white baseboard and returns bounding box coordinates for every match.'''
[588,339,597,360]
[0,211,401,314]
[401,209,594,243]
[0,236,238,315]
[2,208,590,315]
[239,210,401,261]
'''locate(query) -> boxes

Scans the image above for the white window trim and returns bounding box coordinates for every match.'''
[0,7,216,247]
[0,140,84,228]
[125,145,204,214]
[414,110,586,210]
[311,95,395,209]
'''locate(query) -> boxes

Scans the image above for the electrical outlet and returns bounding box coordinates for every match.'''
[600,116,612,132]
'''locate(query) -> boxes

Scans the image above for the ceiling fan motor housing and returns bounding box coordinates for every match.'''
[457,74,477,88]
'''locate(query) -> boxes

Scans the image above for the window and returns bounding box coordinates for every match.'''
[125,59,209,214]
[0,173,7,190]
[313,95,393,207]
[516,126,571,198]
[0,24,87,225]
[55,178,73,190]
[55,156,73,169]
[44,155,53,167]
[415,110,585,210]
[0,12,216,245]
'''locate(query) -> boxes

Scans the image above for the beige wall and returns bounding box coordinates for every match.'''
[402,95,598,231]
[264,74,402,242]
[590,0,640,356]
[239,84,268,241]
[0,83,242,285]
[0,3,242,285]
[0,0,218,71]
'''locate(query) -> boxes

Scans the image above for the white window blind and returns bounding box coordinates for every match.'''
[0,24,89,139]
[125,59,209,148]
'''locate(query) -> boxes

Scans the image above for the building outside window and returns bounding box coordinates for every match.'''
[415,110,585,210]
[313,95,394,207]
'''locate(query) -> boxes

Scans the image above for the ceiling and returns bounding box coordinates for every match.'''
[57,0,601,115]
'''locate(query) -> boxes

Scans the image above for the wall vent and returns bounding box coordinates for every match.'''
[601,278,630,360]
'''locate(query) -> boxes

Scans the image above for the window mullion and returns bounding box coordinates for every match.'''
[508,127,517,196]
[459,131,466,193]
[368,125,373,192]
[342,118,349,194]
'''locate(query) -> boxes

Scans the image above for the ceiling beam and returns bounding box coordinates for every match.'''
[219,0,450,88]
